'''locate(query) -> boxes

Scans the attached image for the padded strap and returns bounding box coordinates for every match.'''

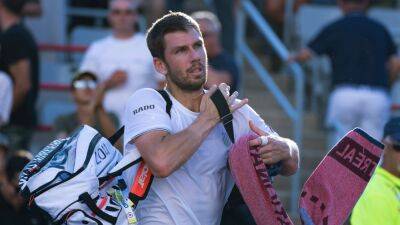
[210,89,235,143]
[79,192,116,224]
[158,89,172,117]
[108,126,124,145]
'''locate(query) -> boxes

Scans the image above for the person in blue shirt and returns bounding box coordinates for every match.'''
[290,0,400,142]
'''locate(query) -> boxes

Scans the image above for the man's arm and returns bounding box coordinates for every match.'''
[249,121,299,176]
[132,85,248,178]
[133,115,218,178]
[288,48,314,63]
[9,59,31,111]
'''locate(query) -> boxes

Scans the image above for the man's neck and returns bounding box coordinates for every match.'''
[112,29,136,40]
[0,11,20,31]
[167,84,204,112]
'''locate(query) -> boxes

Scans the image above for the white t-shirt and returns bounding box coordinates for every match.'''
[80,33,164,121]
[123,88,275,225]
[0,71,13,125]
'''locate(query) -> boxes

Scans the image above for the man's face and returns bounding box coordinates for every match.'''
[161,28,207,91]
[72,78,97,104]
[197,19,219,54]
[108,0,137,33]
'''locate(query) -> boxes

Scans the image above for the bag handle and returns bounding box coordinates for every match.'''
[210,89,235,143]
[79,192,117,224]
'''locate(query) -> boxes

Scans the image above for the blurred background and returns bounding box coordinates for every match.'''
[1,0,399,224]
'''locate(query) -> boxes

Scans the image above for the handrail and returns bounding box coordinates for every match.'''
[237,0,304,213]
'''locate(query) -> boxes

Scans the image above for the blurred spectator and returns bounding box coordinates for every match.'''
[0,0,39,150]
[264,0,309,27]
[0,71,13,126]
[192,11,240,93]
[290,0,400,142]
[80,0,164,121]
[22,0,41,17]
[350,117,400,224]
[0,133,9,185]
[67,0,109,33]
[54,72,119,140]
[149,0,236,55]
[0,150,50,225]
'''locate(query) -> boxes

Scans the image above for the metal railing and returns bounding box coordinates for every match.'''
[236,0,305,212]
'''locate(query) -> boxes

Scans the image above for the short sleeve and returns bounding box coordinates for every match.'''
[2,32,30,65]
[307,25,335,56]
[236,103,277,136]
[123,88,172,153]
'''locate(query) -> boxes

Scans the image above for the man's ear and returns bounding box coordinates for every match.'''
[154,58,168,75]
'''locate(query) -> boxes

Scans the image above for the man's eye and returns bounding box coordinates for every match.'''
[176,48,185,54]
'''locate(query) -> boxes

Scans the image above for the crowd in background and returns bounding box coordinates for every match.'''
[0,0,399,224]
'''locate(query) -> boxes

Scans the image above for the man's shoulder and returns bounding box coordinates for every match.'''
[127,88,167,106]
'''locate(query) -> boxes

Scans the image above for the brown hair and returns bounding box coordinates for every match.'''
[146,11,201,60]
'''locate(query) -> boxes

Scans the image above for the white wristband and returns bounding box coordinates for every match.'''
[260,135,269,146]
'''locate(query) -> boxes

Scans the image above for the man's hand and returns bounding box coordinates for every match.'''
[199,84,248,125]
[105,70,128,90]
[248,120,299,175]
[248,121,292,165]
[287,48,313,63]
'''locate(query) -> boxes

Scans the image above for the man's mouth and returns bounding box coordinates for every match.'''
[187,64,204,74]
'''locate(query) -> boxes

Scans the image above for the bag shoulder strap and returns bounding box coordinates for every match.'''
[210,89,235,143]
[107,89,173,144]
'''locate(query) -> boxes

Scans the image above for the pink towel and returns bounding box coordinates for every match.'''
[299,128,383,225]
[228,134,294,225]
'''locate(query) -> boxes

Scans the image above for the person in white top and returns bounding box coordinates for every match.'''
[0,71,13,126]
[123,12,300,225]
[80,0,164,121]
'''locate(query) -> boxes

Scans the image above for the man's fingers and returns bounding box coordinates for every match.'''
[262,157,280,165]
[218,83,230,99]
[249,120,267,136]
[230,98,248,112]
[228,91,238,105]
[249,138,261,147]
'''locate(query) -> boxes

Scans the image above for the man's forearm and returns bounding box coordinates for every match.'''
[136,113,219,177]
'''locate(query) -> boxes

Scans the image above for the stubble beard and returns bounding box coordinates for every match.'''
[166,64,207,91]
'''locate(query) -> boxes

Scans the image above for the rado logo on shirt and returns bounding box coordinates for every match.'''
[133,105,155,115]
